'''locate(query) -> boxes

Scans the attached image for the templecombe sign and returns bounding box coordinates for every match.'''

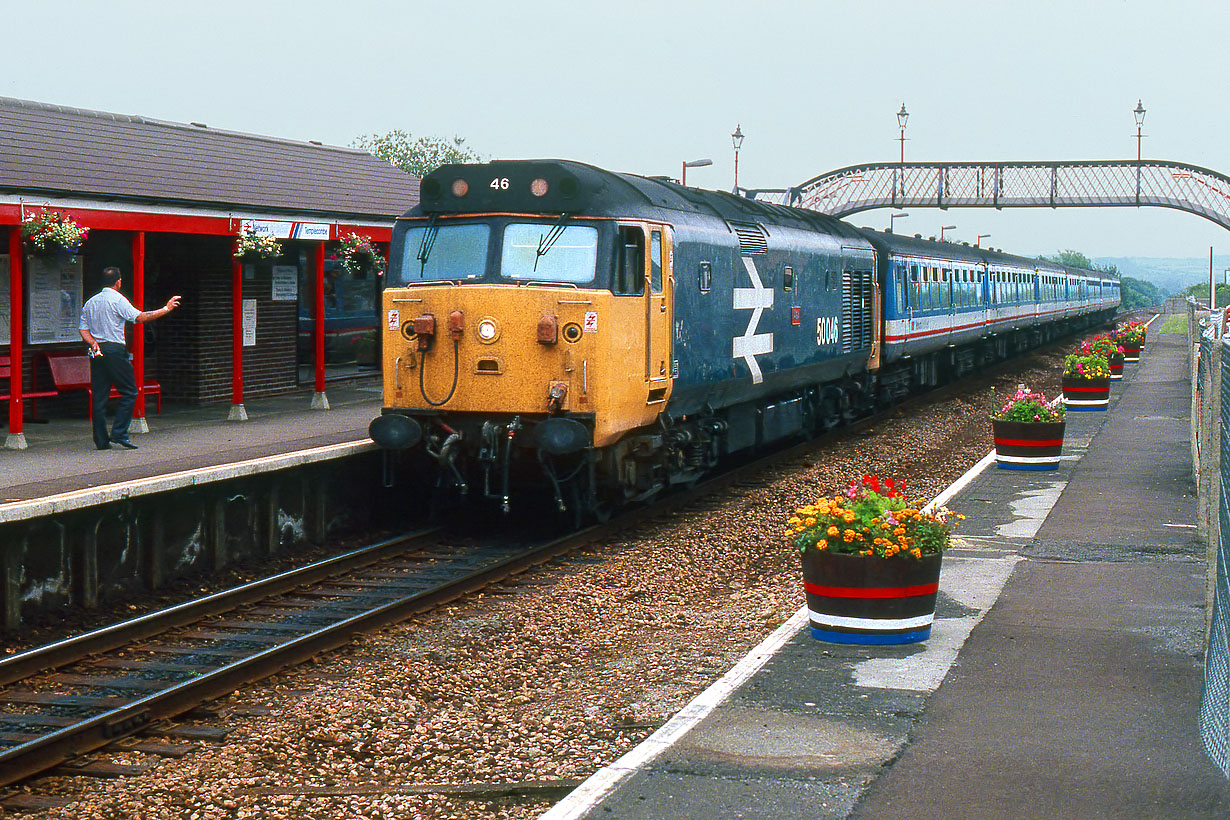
[240,219,331,240]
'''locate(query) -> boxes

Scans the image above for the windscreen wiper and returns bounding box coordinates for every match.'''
[533,213,569,272]
[416,215,440,277]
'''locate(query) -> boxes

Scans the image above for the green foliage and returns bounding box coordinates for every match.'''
[1042,249,1095,269]
[353,130,483,178]
[990,389,1065,423]
[1121,276,1161,311]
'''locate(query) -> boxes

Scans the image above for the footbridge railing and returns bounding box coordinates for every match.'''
[748,160,1230,230]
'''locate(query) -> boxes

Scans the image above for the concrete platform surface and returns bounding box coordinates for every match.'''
[0,378,381,504]
[553,328,1230,820]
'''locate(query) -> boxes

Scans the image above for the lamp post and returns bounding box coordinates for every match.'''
[976,233,991,248]
[940,225,956,242]
[731,124,744,190]
[889,212,909,233]
[681,158,712,187]
[1133,99,1146,163]
[897,103,909,196]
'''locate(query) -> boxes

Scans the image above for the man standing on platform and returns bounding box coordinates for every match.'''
[78,266,181,450]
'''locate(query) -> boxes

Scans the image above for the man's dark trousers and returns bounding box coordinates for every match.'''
[91,341,137,448]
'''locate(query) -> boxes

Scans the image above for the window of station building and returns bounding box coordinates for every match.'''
[615,226,645,295]
[698,261,712,293]
[783,265,794,291]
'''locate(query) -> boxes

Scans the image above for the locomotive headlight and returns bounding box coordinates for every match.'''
[477,318,499,343]
[530,178,549,197]
[451,178,470,197]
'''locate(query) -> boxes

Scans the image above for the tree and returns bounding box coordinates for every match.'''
[1041,249,1095,269]
[1121,276,1162,311]
[353,130,483,179]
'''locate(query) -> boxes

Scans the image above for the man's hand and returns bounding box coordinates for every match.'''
[165,295,182,311]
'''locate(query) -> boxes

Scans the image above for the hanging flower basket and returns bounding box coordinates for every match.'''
[22,209,89,256]
[234,230,282,262]
[332,233,385,276]
[990,389,1066,470]
[786,476,962,645]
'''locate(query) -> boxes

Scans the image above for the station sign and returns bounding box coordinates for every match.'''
[240,219,331,240]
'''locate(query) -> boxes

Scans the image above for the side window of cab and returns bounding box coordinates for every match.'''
[616,226,645,295]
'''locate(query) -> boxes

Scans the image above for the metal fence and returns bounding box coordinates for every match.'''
[1191,299,1230,777]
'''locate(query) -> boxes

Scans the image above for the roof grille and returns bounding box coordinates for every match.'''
[730,220,768,255]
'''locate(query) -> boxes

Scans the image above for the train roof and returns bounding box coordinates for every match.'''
[414,159,872,244]
[856,227,1118,281]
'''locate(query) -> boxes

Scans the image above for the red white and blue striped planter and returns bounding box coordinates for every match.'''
[801,550,943,645]
[1120,342,1142,363]
[1108,352,1125,380]
[1062,375,1111,411]
[992,419,1065,471]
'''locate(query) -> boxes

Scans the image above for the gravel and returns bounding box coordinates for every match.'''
[0,350,1066,820]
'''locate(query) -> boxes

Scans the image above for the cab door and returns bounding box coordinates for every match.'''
[645,227,673,402]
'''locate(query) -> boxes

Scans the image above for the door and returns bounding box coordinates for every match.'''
[645,227,673,401]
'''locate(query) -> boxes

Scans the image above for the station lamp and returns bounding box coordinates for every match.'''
[732,124,745,190]
[681,158,713,187]
[1133,100,1146,162]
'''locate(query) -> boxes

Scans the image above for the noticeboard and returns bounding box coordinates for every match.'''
[271,264,298,301]
[25,254,83,344]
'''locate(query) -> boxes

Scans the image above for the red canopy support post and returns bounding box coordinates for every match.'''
[130,230,149,433]
[228,245,248,421]
[310,241,329,410]
[5,227,25,449]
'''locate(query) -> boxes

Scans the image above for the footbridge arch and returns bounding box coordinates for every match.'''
[747,160,1230,230]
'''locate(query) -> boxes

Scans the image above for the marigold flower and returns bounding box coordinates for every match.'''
[827,525,839,536]
[805,517,816,527]
[817,539,828,550]
[911,548,922,558]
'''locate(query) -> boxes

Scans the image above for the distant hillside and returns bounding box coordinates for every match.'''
[1094,256,1230,297]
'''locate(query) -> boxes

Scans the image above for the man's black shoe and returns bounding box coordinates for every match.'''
[111,438,138,450]
[96,443,111,450]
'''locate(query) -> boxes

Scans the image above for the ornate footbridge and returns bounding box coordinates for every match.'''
[747,160,1230,230]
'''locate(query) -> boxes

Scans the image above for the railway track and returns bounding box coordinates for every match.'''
[0,335,1092,795]
[0,525,606,788]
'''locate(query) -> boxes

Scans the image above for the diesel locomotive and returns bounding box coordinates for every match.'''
[369,160,1119,519]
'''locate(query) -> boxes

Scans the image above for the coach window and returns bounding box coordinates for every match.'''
[615,226,645,295]
[940,269,951,308]
[650,230,663,293]
[698,261,712,293]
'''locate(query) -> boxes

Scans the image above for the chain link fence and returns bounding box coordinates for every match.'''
[1191,299,1229,777]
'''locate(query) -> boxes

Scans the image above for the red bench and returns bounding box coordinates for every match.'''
[0,355,59,419]
[40,351,162,417]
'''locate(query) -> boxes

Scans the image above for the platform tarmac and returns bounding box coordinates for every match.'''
[0,377,381,505]
[549,328,1230,820]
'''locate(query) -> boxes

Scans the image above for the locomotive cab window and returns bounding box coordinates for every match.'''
[616,226,645,295]
[650,230,663,294]
[783,265,794,291]
[698,261,712,293]
[502,223,598,283]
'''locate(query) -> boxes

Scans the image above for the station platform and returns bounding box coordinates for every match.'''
[547,329,1230,820]
[0,378,380,510]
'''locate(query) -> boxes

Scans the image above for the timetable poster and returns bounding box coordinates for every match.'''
[25,254,83,344]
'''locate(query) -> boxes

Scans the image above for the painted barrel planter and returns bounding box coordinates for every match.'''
[992,419,1065,470]
[801,549,943,645]
[1062,375,1111,411]
[1108,352,1125,380]
[1120,342,1142,363]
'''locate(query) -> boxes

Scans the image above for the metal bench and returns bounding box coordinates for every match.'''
[40,351,162,417]
[0,354,59,420]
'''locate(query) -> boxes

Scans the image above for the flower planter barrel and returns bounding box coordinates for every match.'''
[992,419,1065,470]
[1108,352,1125,380]
[801,550,943,645]
[1062,375,1111,411]
[1120,342,1142,363]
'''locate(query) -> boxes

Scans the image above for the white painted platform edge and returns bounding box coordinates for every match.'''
[0,439,376,524]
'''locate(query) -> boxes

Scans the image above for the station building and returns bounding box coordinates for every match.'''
[0,96,418,448]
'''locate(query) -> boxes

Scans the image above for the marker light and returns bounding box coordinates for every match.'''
[451,178,470,197]
[530,178,549,197]
[478,319,498,342]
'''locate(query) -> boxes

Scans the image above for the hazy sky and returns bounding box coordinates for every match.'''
[6,0,1229,260]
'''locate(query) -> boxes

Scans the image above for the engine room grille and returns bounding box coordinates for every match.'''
[841,269,873,353]
[729,221,768,255]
